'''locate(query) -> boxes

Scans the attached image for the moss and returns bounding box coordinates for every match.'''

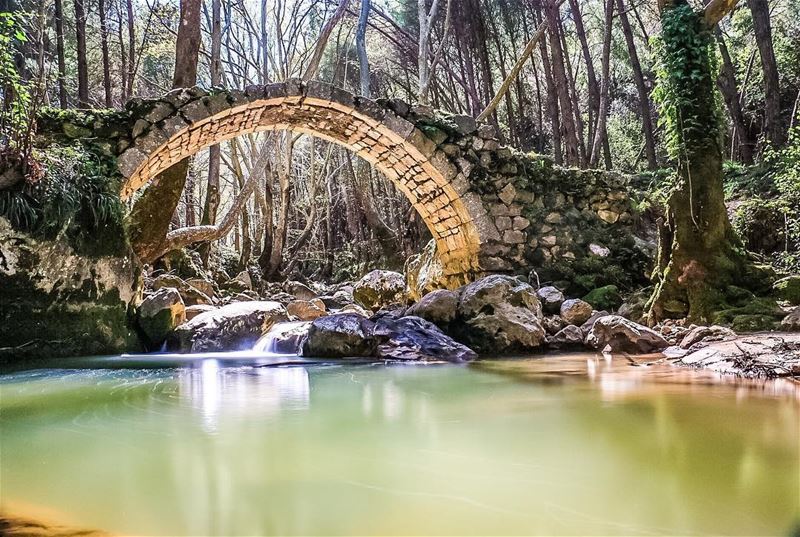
[773,276,800,304]
[711,297,785,329]
[583,285,623,311]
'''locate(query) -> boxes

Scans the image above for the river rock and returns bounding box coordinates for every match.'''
[406,289,459,325]
[153,274,213,306]
[339,303,372,317]
[258,321,311,354]
[580,310,610,336]
[170,301,288,352]
[185,304,216,321]
[585,315,669,354]
[547,325,584,349]
[301,313,376,357]
[457,275,545,352]
[286,298,327,321]
[542,314,566,335]
[781,307,800,331]
[536,286,564,314]
[560,299,593,325]
[353,270,408,310]
[582,285,622,311]
[285,280,317,301]
[138,287,185,349]
[372,315,476,363]
[185,277,215,298]
[679,325,737,349]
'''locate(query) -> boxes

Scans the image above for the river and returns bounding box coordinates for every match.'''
[0,352,798,535]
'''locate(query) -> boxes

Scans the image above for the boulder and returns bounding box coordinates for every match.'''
[339,303,372,317]
[152,274,213,306]
[457,275,545,352]
[547,325,584,349]
[138,287,185,349]
[185,277,215,298]
[301,313,376,357]
[406,289,459,325]
[536,286,564,314]
[353,270,408,310]
[582,285,622,311]
[233,270,253,290]
[185,304,216,321]
[781,307,800,332]
[585,315,669,354]
[285,280,317,301]
[679,325,737,349]
[255,321,311,354]
[773,275,800,304]
[542,314,566,335]
[286,298,327,321]
[405,239,445,301]
[373,315,476,363]
[170,301,288,352]
[580,310,610,336]
[560,298,593,325]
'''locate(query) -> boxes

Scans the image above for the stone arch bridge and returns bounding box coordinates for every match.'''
[39,80,638,290]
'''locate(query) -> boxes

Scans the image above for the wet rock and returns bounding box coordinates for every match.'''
[373,315,476,363]
[301,313,376,357]
[679,325,737,349]
[582,285,622,311]
[406,289,459,325]
[257,321,311,354]
[547,325,584,349]
[170,301,288,352]
[585,315,669,354]
[542,315,566,335]
[286,298,327,321]
[457,275,545,352]
[560,298,593,325]
[185,304,216,321]
[353,270,408,310]
[536,286,564,314]
[138,287,185,349]
[781,307,800,331]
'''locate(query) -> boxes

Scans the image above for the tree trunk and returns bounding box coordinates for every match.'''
[303,0,351,81]
[590,0,614,167]
[647,0,751,324]
[129,0,202,263]
[125,0,135,100]
[616,0,657,169]
[544,0,579,166]
[98,0,112,107]
[747,0,784,147]
[53,0,67,108]
[356,0,371,97]
[715,28,754,163]
[73,0,89,107]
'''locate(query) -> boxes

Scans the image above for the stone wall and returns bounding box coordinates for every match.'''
[35,80,649,293]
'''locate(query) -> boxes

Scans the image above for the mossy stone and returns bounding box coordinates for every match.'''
[773,276,800,305]
[582,285,623,311]
[730,314,778,333]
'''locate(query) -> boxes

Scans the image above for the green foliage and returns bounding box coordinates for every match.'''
[651,2,721,162]
[0,144,125,256]
[0,12,31,145]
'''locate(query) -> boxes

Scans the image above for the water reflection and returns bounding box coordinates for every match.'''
[178,361,311,433]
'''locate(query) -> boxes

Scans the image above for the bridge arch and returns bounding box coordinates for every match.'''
[117,80,494,282]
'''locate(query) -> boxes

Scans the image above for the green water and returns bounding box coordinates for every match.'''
[0,354,798,536]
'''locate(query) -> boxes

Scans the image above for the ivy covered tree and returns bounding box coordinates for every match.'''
[646,0,768,324]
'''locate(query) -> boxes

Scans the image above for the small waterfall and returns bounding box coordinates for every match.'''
[253,321,311,354]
